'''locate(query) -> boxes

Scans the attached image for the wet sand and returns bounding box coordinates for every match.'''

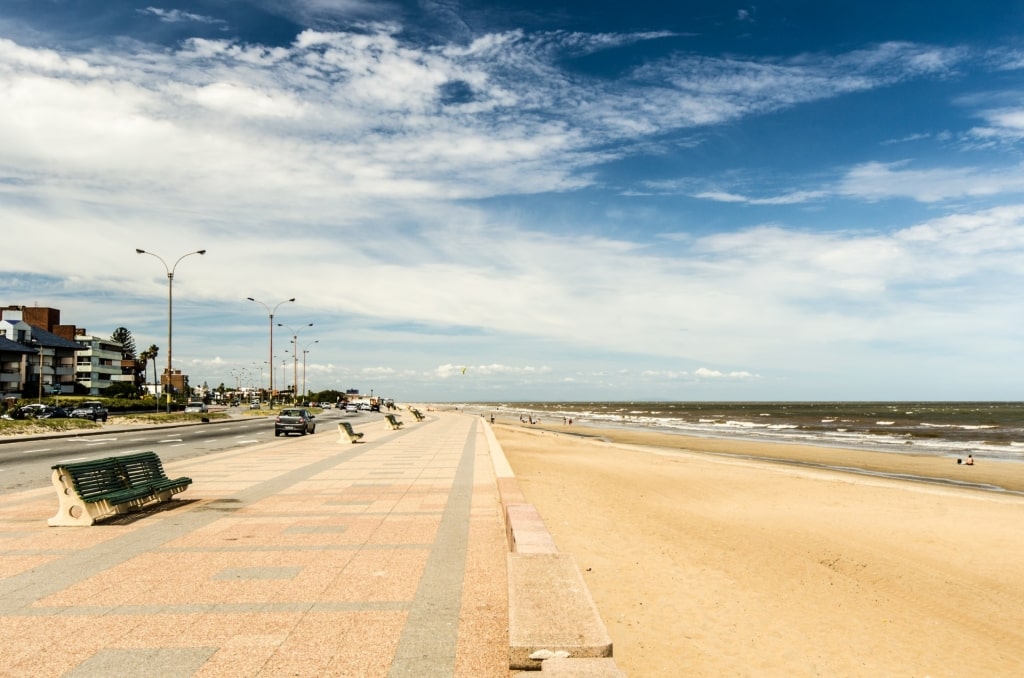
[493,420,1024,677]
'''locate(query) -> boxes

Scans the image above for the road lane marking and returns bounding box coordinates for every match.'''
[22,448,53,454]
[157,439,183,443]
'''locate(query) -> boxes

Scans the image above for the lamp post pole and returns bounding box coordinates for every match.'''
[136,248,206,413]
[247,297,294,406]
[253,362,263,402]
[278,322,312,403]
[280,358,287,399]
[30,339,43,403]
[302,339,318,402]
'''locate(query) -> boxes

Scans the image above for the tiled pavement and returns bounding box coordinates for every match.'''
[0,411,511,677]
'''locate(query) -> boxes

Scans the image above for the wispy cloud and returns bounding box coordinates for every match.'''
[138,7,227,26]
[692,189,828,205]
[838,161,1024,202]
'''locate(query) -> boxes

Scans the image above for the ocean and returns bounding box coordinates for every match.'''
[464,401,1024,463]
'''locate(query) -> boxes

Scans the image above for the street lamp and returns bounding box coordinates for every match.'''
[247,297,294,406]
[278,322,312,403]
[29,338,43,403]
[301,339,318,401]
[136,248,206,413]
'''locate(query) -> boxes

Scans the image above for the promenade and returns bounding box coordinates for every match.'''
[0,411,514,677]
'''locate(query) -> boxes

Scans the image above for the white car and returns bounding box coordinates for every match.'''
[345,403,358,412]
[184,402,208,413]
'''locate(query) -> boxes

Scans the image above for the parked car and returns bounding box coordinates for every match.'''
[12,403,48,419]
[70,401,109,422]
[184,402,208,413]
[344,403,358,412]
[275,408,316,436]
[37,406,71,419]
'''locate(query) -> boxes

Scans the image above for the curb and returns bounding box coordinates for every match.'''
[481,418,624,676]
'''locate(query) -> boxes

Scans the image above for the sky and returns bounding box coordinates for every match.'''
[2,1,1024,403]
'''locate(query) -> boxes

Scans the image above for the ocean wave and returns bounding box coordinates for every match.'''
[475,401,1024,463]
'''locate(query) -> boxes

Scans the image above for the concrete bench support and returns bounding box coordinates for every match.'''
[508,552,614,671]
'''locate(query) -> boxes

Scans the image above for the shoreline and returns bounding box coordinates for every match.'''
[492,419,1024,677]
[464,401,1024,463]
[491,416,1024,495]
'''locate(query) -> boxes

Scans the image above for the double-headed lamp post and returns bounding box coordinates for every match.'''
[136,248,206,413]
[301,339,318,402]
[247,297,294,405]
[278,322,312,403]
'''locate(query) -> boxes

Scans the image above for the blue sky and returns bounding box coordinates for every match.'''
[3,1,1023,402]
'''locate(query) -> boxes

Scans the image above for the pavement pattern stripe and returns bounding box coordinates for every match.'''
[388,418,476,677]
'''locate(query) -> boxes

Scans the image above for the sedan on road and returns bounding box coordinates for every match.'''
[70,401,109,422]
[274,408,316,436]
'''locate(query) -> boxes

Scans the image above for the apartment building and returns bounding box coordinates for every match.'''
[0,336,36,398]
[0,310,82,399]
[0,305,143,398]
[75,332,133,395]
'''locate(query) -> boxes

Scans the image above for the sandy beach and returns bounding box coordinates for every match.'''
[493,420,1024,677]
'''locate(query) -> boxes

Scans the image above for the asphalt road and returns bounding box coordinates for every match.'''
[0,408,368,493]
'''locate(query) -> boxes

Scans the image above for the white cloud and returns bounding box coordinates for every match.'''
[693,189,827,204]
[694,368,758,379]
[966,105,1024,145]
[138,7,226,26]
[839,161,1024,202]
[434,363,553,379]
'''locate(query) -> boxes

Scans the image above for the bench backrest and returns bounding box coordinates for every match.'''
[118,452,169,486]
[339,422,356,434]
[54,459,129,501]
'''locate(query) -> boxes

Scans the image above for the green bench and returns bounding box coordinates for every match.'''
[48,452,192,527]
[338,421,365,443]
[410,408,425,421]
[384,413,404,430]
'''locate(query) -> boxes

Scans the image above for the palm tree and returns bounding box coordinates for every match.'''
[141,345,159,403]
[137,347,151,391]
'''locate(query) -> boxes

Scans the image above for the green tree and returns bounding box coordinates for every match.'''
[102,381,139,398]
[110,327,137,360]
